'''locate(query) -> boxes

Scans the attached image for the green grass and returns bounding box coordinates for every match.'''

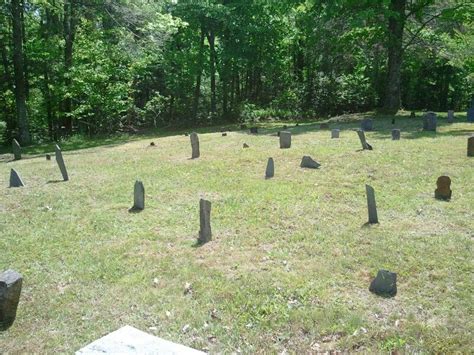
[1,112,473,353]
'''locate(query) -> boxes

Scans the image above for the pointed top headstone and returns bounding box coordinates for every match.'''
[300,156,321,169]
[12,139,21,160]
[9,169,25,187]
[265,158,274,179]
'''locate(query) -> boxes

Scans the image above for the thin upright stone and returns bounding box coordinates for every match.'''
[198,199,212,244]
[132,180,145,210]
[190,132,200,159]
[54,144,69,181]
[265,158,274,179]
[12,139,21,160]
[366,184,378,224]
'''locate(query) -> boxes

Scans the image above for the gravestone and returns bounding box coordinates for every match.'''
[279,131,291,149]
[447,110,454,123]
[46,154,51,161]
[131,181,145,211]
[468,107,474,123]
[265,158,274,179]
[243,143,249,149]
[150,142,155,147]
[12,139,21,160]
[434,176,451,200]
[55,144,69,181]
[391,129,401,140]
[423,112,437,131]
[468,137,474,157]
[190,132,200,159]
[277,131,280,137]
[366,184,378,224]
[361,119,373,131]
[222,133,227,137]
[9,169,24,188]
[410,111,416,118]
[319,123,329,130]
[250,127,258,134]
[369,270,397,297]
[331,129,340,139]
[391,118,395,125]
[198,199,212,244]
[300,156,321,169]
[356,130,372,150]
[0,269,23,331]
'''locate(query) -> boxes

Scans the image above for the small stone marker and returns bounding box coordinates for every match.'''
[265,158,274,179]
[410,111,416,118]
[423,112,437,131]
[250,127,258,134]
[222,133,227,137]
[320,123,329,130]
[243,143,249,148]
[150,142,156,147]
[46,154,51,160]
[366,184,378,224]
[12,139,21,160]
[0,269,23,331]
[468,137,474,157]
[369,270,397,297]
[54,144,69,181]
[356,130,372,150]
[331,129,340,138]
[198,199,212,244]
[361,119,373,131]
[300,156,321,169]
[9,169,24,187]
[131,180,145,211]
[447,110,454,123]
[391,129,400,140]
[434,176,452,201]
[190,132,200,159]
[279,131,291,149]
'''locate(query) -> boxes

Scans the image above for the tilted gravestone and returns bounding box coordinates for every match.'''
[243,143,249,149]
[447,110,454,123]
[468,137,474,157]
[300,156,321,169]
[434,176,451,200]
[331,129,340,139]
[131,181,145,211]
[9,169,24,188]
[198,199,212,244]
[0,269,23,331]
[369,270,397,297]
[366,184,378,224]
[190,132,200,159]
[265,158,274,179]
[423,112,437,131]
[279,131,291,149]
[55,144,69,181]
[356,130,372,150]
[361,119,373,131]
[391,129,401,140]
[12,139,21,160]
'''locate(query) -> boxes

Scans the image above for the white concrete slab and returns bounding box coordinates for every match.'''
[76,325,205,355]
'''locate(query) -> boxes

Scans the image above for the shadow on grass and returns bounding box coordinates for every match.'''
[128,207,144,213]
[46,180,66,184]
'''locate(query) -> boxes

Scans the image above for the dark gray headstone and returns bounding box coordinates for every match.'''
[468,107,474,123]
[0,269,23,330]
[366,184,378,224]
[132,180,145,210]
[222,133,227,137]
[468,137,474,157]
[250,127,258,134]
[361,119,373,131]
[331,129,340,139]
[150,142,156,147]
[12,139,21,160]
[198,199,212,244]
[279,131,291,149]
[243,143,249,149]
[435,176,451,201]
[265,158,274,179]
[9,169,24,188]
[190,132,200,159]
[300,156,321,169]
[423,112,437,131]
[46,154,51,161]
[447,110,454,123]
[356,130,372,150]
[54,144,69,181]
[391,129,400,140]
[369,270,397,297]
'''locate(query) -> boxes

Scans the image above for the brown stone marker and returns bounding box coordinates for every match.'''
[434,176,452,201]
[468,136,474,157]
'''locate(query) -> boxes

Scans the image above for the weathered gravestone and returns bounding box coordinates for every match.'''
[423,112,437,131]
[150,142,156,147]
[250,127,258,134]
[468,98,474,122]
[300,156,321,169]
[280,131,291,149]
[361,119,373,131]
[447,110,454,123]
[369,270,397,297]
[9,169,24,187]
[331,129,340,139]
[391,129,401,140]
[12,139,21,160]
[198,199,212,244]
[468,137,474,157]
[130,181,145,211]
[366,184,378,224]
[356,130,372,150]
[222,133,227,137]
[243,143,249,149]
[46,154,51,161]
[190,132,200,159]
[434,176,452,200]
[265,158,274,179]
[0,269,23,331]
[54,144,69,181]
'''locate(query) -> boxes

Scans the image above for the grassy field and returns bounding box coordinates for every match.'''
[1,112,473,353]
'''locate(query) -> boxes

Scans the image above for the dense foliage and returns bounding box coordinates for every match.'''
[0,0,473,144]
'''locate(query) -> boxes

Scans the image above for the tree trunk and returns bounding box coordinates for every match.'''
[63,0,76,133]
[192,27,205,121]
[11,0,31,144]
[206,29,217,116]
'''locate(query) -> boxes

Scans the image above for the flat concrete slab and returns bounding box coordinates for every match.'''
[76,325,205,355]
